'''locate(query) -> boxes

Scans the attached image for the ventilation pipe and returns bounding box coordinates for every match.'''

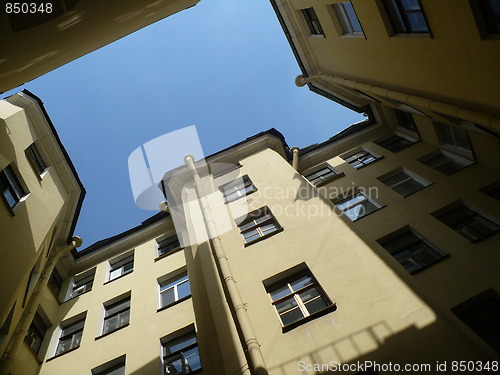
[184,155,268,375]
[296,74,500,133]
[0,237,82,375]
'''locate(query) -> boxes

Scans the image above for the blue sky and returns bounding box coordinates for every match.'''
[3,0,364,248]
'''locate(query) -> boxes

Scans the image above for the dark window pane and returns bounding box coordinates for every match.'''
[280,308,305,326]
[454,293,500,353]
[479,0,500,34]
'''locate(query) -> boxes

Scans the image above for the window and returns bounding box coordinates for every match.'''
[162,332,201,374]
[333,2,363,35]
[103,297,130,335]
[266,269,333,328]
[420,151,472,175]
[394,109,418,133]
[301,7,324,35]
[157,236,181,257]
[48,269,63,297]
[237,207,282,244]
[343,150,379,169]
[25,143,47,176]
[477,0,500,34]
[481,181,500,201]
[434,204,499,242]
[219,175,257,203]
[55,317,85,355]
[109,253,134,281]
[378,169,429,196]
[304,165,340,186]
[452,290,500,354]
[25,312,48,354]
[435,123,472,152]
[68,270,95,298]
[0,164,27,209]
[376,134,415,152]
[382,0,430,33]
[159,272,191,309]
[93,361,125,375]
[378,229,447,274]
[334,191,382,221]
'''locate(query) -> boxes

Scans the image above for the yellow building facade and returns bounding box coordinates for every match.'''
[270,0,500,135]
[0,0,201,94]
[0,91,84,375]
[3,108,499,374]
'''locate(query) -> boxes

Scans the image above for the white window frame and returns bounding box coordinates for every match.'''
[378,228,447,274]
[378,168,431,197]
[333,190,383,221]
[303,164,342,187]
[264,266,334,330]
[331,1,364,36]
[25,142,48,177]
[0,163,29,211]
[435,122,473,158]
[434,202,500,243]
[156,235,182,258]
[53,314,86,356]
[101,295,131,335]
[420,149,473,175]
[161,329,201,375]
[158,271,191,309]
[107,251,134,282]
[342,149,380,169]
[300,7,324,36]
[236,207,282,245]
[67,268,95,299]
[219,175,257,203]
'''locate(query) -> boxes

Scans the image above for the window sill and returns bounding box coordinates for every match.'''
[155,247,184,262]
[460,228,500,244]
[63,288,92,303]
[104,270,133,285]
[282,304,337,333]
[314,172,345,187]
[339,33,365,39]
[352,156,384,170]
[390,32,431,39]
[408,254,450,275]
[400,183,433,198]
[307,34,325,38]
[95,323,130,340]
[349,205,387,223]
[46,345,80,362]
[244,227,284,247]
[157,295,192,313]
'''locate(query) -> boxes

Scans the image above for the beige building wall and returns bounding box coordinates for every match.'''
[0,91,84,372]
[271,0,500,134]
[0,0,201,94]
[18,119,499,375]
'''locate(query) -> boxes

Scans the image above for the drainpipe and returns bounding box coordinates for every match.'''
[296,74,500,133]
[291,147,300,171]
[184,155,268,375]
[0,237,82,374]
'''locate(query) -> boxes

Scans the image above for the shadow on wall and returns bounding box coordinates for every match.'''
[268,321,489,375]
[0,117,38,333]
